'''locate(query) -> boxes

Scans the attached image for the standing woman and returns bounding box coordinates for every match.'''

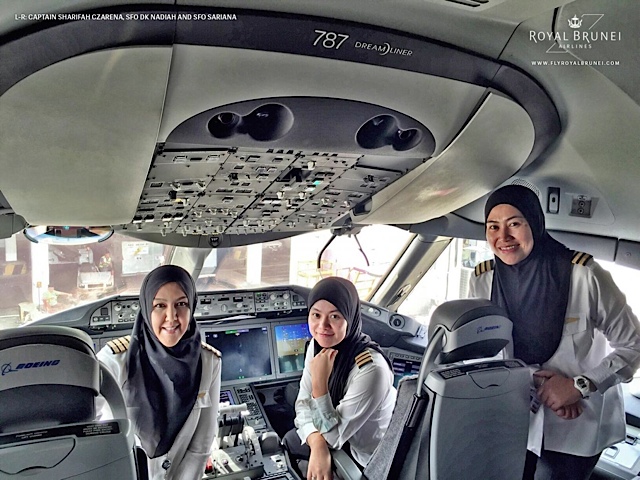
[469,184,640,480]
[98,265,221,480]
[283,276,396,480]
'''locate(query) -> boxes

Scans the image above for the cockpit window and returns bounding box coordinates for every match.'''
[598,260,640,320]
[195,225,414,298]
[398,239,494,325]
[0,225,412,330]
[0,232,170,329]
[399,239,640,327]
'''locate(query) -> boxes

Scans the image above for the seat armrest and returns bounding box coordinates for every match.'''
[99,363,127,418]
[332,450,363,480]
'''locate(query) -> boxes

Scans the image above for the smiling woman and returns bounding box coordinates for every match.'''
[283,277,396,479]
[469,185,640,480]
[150,281,191,347]
[96,265,221,480]
[485,204,534,265]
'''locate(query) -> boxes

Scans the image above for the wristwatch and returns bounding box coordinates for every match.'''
[573,375,592,399]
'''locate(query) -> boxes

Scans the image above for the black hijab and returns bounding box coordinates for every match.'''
[124,265,203,458]
[485,185,574,364]
[308,276,392,407]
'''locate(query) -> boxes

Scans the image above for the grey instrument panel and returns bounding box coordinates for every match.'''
[89,289,306,328]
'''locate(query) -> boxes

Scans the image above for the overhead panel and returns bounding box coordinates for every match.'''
[125,97,432,237]
[0,5,559,243]
[351,92,536,225]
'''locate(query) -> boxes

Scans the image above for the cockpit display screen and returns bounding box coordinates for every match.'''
[274,322,312,375]
[205,326,273,383]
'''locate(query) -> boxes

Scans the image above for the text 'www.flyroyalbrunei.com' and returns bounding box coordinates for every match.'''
[531,60,620,66]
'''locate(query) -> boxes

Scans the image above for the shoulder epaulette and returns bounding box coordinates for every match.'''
[355,350,373,369]
[107,335,131,354]
[474,260,495,277]
[571,251,593,266]
[202,342,221,357]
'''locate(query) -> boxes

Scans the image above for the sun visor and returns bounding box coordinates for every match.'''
[350,93,535,225]
[0,47,172,226]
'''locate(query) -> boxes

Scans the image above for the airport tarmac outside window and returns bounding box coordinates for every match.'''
[398,238,493,325]
[398,240,640,329]
[5,229,638,334]
[0,225,413,330]
[196,225,414,300]
[0,232,170,329]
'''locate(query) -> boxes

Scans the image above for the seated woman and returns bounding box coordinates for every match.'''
[283,276,397,480]
[97,265,221,480]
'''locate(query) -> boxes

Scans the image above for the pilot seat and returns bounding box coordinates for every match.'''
[333,298,531,480]
[0,326,140,479]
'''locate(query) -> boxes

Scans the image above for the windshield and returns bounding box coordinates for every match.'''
[197,225,412,296]
[0,225,413,330]
[398,238,640,327]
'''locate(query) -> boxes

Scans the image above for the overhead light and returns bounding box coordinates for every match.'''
[24,226,114,245]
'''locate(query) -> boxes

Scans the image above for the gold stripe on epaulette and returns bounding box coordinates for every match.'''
[355,350,373,368]
[571,251,593,266]
[474,260,494,277]
[202,342,221,357]
[355,350,369,362]
[107,335,131,354]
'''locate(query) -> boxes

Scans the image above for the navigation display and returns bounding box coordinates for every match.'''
[205,326,274,384]
[274,322,312,375]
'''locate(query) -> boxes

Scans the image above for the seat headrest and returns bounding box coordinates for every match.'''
[427,299,512,364]
[0,326,99,433]
[0,325,95,354]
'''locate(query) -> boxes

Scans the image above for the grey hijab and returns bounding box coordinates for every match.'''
[124,265,202,458]
[485,185,573,364]
[308,276,391,407]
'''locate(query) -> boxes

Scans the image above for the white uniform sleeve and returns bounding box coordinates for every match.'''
[95,345,124,420]
[468,271,492,299]
[294,350,393,450]
[583,262,640,391]
[318,360,392,450]
[294,349,320,443]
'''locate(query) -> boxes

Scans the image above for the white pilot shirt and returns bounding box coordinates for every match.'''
[294,346,397,467]
[469,257,640,457]
[97,341,221,480]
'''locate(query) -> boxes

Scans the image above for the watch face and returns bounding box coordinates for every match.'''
[575,376,590,397]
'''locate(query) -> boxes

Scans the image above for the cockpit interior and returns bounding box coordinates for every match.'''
[1,0,639,478]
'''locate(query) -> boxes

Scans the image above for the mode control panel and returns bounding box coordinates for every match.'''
[195,292,256,317]
[90,301,140,329]
[88,288,307,329]
[194,289,306,318]
[255,291,289,312]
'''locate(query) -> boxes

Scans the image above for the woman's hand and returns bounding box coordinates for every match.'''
[534,370,582,413]
[310,348,338,398]
[306,432,333,480]
[554,401,584,419]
